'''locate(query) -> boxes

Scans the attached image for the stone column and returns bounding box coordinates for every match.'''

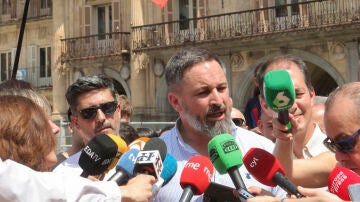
[51,0,67,120]
[345,41,359,82]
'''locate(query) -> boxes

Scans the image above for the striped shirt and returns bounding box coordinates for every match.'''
[153,120,287,201]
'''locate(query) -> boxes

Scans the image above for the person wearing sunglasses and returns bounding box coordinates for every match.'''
[322,82,360,174]
[231,107,248,129]
[53,74,122,180]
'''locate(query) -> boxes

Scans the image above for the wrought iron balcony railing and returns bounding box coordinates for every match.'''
[132,0,360,52]
[60,32,131,62]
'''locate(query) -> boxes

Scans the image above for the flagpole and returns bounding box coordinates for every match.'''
[11,0,30,80]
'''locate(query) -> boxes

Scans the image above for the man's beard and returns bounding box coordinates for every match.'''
[182,104,231,137]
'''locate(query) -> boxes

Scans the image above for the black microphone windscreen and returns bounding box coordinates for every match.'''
[79,134,118,177]
[143,137,167,161]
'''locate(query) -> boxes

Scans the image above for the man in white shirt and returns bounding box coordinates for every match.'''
[257,54,329,159]
[154,47,286,201]
[53,74,122,179]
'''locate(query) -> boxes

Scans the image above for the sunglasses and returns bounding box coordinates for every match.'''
[232,118,245,127]
[78,101,118,120]
[323,129,360,153]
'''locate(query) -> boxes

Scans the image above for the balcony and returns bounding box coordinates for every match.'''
[60,32,131,63]
[0,0,52,24]
[132,0,360,52]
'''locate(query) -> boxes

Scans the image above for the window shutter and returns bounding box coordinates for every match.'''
[11,48,16,68]
[27,45,38,84]
[163,0,173,44]
[80,5,92,42]
[197,0,206,40]
[112,0,121,32]
[197,0,206,17]
[79,6,83,35]
[84,6,92,36]
[27,45,37,69]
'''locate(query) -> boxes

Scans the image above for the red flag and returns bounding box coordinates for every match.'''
[151,0,168,9]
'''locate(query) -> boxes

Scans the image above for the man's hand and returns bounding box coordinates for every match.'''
[120,174,156,202]
[271,113,298,141]
[247,186,275,196]
[295,186,342,201]
[246,196,282,202]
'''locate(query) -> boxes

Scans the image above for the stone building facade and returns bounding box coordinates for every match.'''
[0,0,359,124]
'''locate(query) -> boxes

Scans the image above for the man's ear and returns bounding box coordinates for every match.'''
[168,92,182,113]
[116,103,121,120]
[70,114,80,129]
[309,88,315,106]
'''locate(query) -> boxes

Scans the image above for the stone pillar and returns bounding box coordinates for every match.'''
[51,0,67,120]
[345,41,359,82]
[129,53,148,113]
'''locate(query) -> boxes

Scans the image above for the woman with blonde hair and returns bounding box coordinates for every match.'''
[0,95,57,171]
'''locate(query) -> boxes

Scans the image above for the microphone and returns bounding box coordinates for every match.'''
[263,69,295,131]
[127,137,150,150]
[179,155,214,202]
[152,153,178,197]
[133,137,167,179]
[104,134,128,174]
[328,166,360,201]
[160,153,177,186]
[242,147,304,198]
[107,148,139,185]
[78,134,126,178]
[208,133,254,200]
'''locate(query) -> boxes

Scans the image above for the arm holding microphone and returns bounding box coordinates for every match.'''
[272,114,296,187]
[119,174,157,202]
[263,69,297,188]
[264,69,337,188]
[0,158,156,202]
[246,165,359,202]
[246,189,342,202]
[245,187,341,202]
[291,152,336,188]
[272,116,337,188]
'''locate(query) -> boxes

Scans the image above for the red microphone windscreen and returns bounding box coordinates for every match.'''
[328,166,360,201]
[180,155,215,195]
[242,148,285,187]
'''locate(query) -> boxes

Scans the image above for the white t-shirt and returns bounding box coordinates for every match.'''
[302,124,329,159]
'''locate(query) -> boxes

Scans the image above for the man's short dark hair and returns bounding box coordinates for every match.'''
[65,74,116,113]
